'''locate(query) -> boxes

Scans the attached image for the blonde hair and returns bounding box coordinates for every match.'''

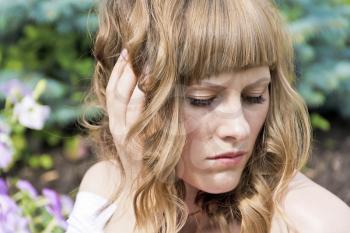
[81,0,313,232]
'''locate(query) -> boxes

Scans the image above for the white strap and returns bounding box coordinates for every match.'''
[65,191,117,233]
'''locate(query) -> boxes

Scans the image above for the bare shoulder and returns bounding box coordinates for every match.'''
[281,171,350,233]
[79,160,137,233]
[78,159,121,200]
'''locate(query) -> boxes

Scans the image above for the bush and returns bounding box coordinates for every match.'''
[277,0,350,119]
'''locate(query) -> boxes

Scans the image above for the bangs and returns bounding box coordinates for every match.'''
[178,0,280,85]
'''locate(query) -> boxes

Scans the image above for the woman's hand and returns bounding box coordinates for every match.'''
[106,49,146,188]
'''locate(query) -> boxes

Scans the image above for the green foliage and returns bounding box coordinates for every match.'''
[0,0,97,128]
[276,0,350,118]
[28,154,54,169]
[310,113,331,131]
[0,0,97,37]
[0,1,97,174]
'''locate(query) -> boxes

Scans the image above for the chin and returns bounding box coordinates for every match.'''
[201,182,238,194]
[197,174,241,194]
[202,187,235,194]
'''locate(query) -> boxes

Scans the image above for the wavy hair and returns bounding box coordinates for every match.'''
[81,0,313,232]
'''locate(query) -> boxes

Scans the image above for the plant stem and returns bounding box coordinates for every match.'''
[42,218,57,233]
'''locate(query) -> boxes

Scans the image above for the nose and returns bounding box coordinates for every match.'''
[214,107,250,142]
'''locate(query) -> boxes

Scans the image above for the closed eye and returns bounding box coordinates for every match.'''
[186,97,216,107]
[186,95,266,107]
[242,95,266,104]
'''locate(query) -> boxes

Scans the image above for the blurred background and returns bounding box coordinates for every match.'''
[0,0,349,232]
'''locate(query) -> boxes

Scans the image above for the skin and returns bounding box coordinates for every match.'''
[175,66,271,231]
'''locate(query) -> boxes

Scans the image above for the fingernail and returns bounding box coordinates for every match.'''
[121,49,128,60]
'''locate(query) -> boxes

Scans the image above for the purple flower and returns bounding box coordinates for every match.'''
[0,194,30,233]
[42,188,67,229]
[59,195,73,229]
[0,134,14,170]
[13,95,51,130]
[60,194,73,216]
[0,178,8,195]
[0,79,32,103]
[16,180,38,199]
[42,188,61,214]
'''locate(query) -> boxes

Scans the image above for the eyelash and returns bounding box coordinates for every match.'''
[186,95,266,107]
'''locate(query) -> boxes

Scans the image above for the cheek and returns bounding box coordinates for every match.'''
[182,107,206,134]
[176,110,211,181]
[245,98,270,135]
[176,128,203,179]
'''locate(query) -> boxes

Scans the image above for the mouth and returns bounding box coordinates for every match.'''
[206,151,247,160]
[206,151,247,167]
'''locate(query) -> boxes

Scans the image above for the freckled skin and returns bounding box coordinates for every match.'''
[176,66,271,211]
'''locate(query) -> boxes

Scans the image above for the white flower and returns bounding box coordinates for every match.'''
[0,134,14,170]
[13,96,51,130]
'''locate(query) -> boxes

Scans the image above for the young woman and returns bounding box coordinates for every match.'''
[66,0,350,232]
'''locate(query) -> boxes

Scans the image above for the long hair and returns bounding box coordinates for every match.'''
[80,0,312,232]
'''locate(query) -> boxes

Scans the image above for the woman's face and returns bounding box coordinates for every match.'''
[176,66,270,194]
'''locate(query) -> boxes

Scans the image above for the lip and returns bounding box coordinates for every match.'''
[206,151,247,160]
[206,151,247,167]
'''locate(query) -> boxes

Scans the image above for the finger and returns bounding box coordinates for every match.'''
[126,80,146,128]
[106,50,128,134]
[124,90,146,165]
[114,59,138,127]
[126,65,150,127]
[106,49,128,98]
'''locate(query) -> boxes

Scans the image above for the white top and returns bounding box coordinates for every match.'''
[65,191,117,233]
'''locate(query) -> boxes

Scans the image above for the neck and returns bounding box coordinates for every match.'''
[183,182,201,214]
[181,182,241,233]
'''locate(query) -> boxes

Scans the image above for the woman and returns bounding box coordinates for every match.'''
[66,0,350,232]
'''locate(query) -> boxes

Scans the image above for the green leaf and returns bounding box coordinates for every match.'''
[44,130,63,146]
[28,156,41,169]
[39,154,54,169]
[310,113,331,131]
[27,154,53,169]
[12,133,27,152]
[63,136,81,160]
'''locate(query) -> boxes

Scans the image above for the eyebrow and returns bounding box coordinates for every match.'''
[192,77,271,88]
